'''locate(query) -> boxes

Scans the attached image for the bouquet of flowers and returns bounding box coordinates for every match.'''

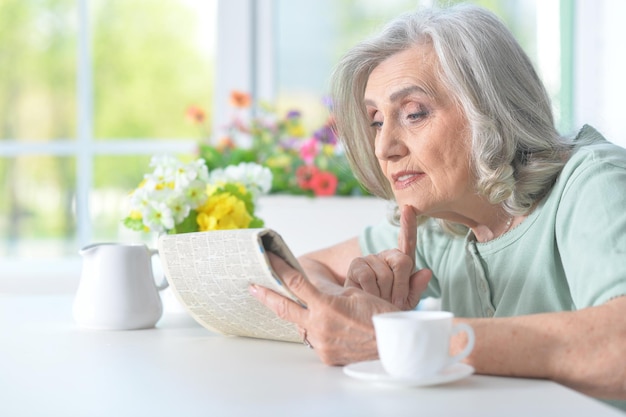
[123,155,272,235]
[192,91,368,197]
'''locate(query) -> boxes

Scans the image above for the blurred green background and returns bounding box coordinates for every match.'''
[0,0,549,261]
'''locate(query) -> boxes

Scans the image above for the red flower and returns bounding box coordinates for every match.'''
[309,170,338,196]
[296,165,320,190]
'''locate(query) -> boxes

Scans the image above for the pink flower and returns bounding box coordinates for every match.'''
[299,138,319,165]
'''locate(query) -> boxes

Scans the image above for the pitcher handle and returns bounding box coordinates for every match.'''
[150,248,169,291]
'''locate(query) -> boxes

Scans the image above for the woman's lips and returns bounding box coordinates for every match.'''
[392,171,424,189]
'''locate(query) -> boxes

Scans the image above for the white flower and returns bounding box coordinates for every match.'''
[173,158,209,189]
[184,179,209,209]
[209,162,272,199]
[126,155,266,234]
[149,154,178,171]
[142,201,175,234]
[192,158,210,182]
[144,166,175,191]
[166,194,192,224]
[149,155,178,181]
[129,186,153,212]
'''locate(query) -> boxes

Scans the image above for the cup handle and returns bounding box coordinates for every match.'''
[150,248,169,291]
[448,322,475,366]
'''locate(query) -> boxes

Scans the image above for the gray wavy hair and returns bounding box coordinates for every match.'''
[330,4,574,234]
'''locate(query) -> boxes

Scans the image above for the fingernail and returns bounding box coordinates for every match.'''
[249,284,259,297]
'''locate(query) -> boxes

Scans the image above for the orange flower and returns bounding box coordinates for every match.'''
[230,90,252,109]
[217,136,236,151]
[186,105,206,124]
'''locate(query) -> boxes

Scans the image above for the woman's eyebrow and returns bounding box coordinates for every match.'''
[364,85,429,107]
[390,85,428,102]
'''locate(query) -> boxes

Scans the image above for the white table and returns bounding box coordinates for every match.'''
[1,292,624,417]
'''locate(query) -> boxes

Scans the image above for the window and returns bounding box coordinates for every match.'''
[574,0,626,147]
[0,0,216,276]
[2,0,624,279]
[268,0,626,147]
[271,0,566,132]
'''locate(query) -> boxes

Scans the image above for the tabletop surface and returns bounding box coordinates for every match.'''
[1,293,624,417]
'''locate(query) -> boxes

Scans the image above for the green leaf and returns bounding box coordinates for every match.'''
[198,145,227,170]
[249,217,264,229]
[173,210,200,234]
[122,217,145,231]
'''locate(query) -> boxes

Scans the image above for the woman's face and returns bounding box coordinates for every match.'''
[364,45,474,219]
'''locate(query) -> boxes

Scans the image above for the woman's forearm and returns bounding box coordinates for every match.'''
[297,237,363,291]
[298,256,346,293]
[456,296,626,399]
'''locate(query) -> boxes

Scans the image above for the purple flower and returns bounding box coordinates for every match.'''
[279,137,301,150]
[321,96,333,110]
[313,124,337,145]
[286,110,301,119]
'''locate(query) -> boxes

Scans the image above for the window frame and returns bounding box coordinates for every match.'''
[2,0,608,278]
[0,0,199,277]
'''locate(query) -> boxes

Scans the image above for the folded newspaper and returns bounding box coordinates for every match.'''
[157,228,306,343]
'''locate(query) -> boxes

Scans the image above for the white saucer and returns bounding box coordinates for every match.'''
[343,360,474,387]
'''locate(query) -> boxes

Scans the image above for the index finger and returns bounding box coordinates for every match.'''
[267,252,322,307]
[248,252,315,325]
[398,205,417,265]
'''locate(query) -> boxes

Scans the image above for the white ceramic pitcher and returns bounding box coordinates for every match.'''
[73,243,169,330]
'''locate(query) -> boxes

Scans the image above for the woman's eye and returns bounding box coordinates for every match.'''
[407,111,427,121]
[370,121,383,129]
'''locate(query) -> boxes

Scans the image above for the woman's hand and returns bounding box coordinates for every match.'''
[248,205,431,366]
[344,205,431,310]
[249,252,399,365]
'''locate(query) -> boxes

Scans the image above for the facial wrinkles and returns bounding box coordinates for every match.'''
[366,84,433,165]
[365,46,472,215]
[365,55,436,168]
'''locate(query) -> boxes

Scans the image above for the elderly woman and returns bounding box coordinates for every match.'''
[249,4,626,409]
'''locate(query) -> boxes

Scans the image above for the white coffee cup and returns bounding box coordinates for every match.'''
[372,310,475,379]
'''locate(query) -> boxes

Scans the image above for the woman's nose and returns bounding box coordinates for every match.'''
[374,123,407,161]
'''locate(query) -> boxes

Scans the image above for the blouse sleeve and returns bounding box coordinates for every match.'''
[556,142,626,307]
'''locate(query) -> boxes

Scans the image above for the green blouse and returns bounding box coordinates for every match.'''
[359,125,626,411]
[360,125,626,316]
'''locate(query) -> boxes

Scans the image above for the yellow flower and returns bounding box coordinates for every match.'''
[285,120,306,137]
[266,154,292,169]
[321,144,335,157]
[196,193,252,231]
